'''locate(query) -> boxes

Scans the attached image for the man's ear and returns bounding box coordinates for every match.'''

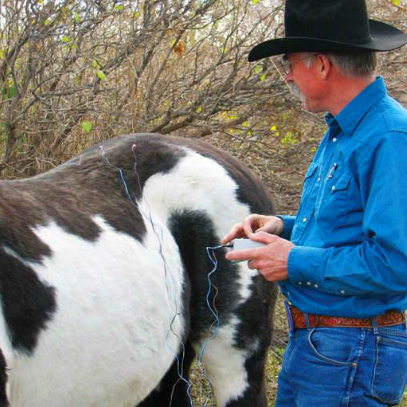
[317,54,332,79]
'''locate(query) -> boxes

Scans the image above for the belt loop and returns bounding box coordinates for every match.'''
[284,300,295,335]
[304,313,311,330]
[372,317,379,334]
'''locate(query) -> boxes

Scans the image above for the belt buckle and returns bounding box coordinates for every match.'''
[284,300,295,334]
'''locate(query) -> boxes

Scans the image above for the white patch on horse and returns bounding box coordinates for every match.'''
[5,216,186,407]
[140,149,250,237]
[197,316,249,407]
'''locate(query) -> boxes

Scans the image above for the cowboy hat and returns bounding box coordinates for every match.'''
[248,0,407,62]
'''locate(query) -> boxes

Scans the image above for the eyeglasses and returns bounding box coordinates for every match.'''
[275,54,318,75]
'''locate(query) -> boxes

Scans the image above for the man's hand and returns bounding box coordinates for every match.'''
[225,231,294,282]
[221,214,284,246]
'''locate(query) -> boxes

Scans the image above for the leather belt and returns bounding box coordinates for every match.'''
[286,303,405,330]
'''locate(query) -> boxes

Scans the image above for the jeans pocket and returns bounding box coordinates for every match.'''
[308,328,354,366]
[371,334,407,405]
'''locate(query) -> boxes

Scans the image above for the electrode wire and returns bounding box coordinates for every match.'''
[100,145,194,407]
[195,245,224,407]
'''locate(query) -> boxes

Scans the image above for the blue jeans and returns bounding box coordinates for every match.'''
[276,322,407,407]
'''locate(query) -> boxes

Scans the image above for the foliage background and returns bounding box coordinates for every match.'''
[1,0,406,405]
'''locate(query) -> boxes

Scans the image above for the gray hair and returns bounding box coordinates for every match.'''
[304,52,377,78]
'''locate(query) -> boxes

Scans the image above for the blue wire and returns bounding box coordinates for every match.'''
[197,245,224,407]
[118,168,134,203]
[100,146,194,406]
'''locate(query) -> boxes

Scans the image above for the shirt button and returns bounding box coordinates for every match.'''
[306,282,311,286]
[314,284,319,288]
[317,177,321,182]
[333,137,337,142]
[331,185,335,191]
[340,290,346,294]
[298,282,303,285]
[302,217,307,223]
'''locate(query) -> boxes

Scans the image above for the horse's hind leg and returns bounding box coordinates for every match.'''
[194,271,276,407]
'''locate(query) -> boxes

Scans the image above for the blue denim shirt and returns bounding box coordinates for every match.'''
[279,77,407,318]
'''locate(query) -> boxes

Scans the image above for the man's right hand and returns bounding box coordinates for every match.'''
[221,214,284,245]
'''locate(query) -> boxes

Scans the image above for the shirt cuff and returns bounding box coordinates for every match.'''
[276,215,296,240]
[287,245,326,285]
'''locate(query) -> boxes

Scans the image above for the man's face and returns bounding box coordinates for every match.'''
[284,53,327,113]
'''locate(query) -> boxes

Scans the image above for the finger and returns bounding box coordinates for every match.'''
[256,224,279,235]
[242,217,256,237]
[250,231,279,244]
[221,224,243,245]
[225,248,256,262]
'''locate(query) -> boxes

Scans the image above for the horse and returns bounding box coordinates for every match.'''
[0,133,277,407]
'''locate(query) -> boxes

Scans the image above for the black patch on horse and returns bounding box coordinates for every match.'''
[168,209,242,336]
[10,133,187,242]
[0,248,57,354]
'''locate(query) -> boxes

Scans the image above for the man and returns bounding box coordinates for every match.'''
[222,0,407,406]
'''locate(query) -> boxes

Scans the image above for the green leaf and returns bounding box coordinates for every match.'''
[91,60,101,69]
[281,131,298,145]
[196,106,202,113]
[97,70,106,81]
[81,121,93,133]
[73,11,80,22]
[392,0,400,5]
[252,0,259,4]
[260,74,267,81]
[7,86,17,98]
[254,65,263,75]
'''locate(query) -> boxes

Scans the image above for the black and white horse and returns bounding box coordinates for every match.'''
[0,133,277,407]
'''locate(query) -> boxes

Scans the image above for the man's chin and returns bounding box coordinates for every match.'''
[303,102,325,114]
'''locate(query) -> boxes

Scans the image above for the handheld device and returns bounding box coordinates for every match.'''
[230,238,267,250]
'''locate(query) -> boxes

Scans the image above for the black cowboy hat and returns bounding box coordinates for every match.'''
[248,0,407,62]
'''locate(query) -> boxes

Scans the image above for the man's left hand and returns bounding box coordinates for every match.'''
[225,231,294,282]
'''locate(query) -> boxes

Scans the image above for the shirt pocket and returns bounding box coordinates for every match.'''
[301,164,319,200]
[316,171,352,227]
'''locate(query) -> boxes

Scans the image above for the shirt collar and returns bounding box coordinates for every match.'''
[325,76,387,136]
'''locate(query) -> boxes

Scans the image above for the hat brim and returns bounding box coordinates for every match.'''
[248,20,407,61]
